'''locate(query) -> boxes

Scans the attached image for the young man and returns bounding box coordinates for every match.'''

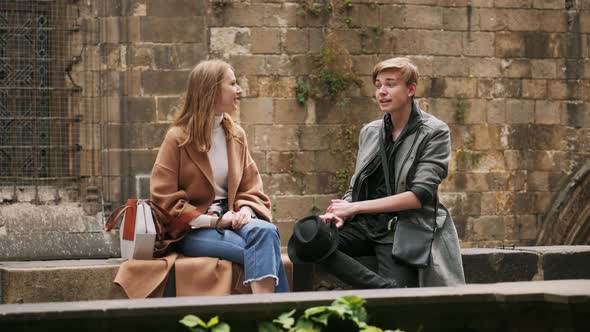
[317,57,465,288]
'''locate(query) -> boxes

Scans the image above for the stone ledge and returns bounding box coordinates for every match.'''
[0,280,589,332]
[294,246,590,291]
[2,246,589,304]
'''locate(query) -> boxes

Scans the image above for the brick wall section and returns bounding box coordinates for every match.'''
[87,0,589,248]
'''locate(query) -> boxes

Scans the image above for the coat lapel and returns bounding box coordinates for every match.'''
[184,144,215,193]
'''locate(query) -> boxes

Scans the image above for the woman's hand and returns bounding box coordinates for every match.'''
[217,211,235,229]
[326,199,358,220]
[231,206,253,230]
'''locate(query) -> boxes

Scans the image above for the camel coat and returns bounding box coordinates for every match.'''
[115,124,273,298]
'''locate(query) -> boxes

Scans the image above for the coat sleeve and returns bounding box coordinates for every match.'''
[408,124,451,201]
[234,130,272,222]
[150,129,203,235]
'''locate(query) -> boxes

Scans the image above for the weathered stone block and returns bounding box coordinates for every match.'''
[262,174,300,196]
[264,3,297,27]
[500,59,531,78]
[347,3,379,28]
[263,55,293,76]
[495,0,533,8]
[539,11,566,33]
[463,32,495,56]
[210,28,251,58]
[443,7,469,30]
[470,58,501,77]
[535,100,562,124]
[0,260,124,303]
[562,102,590,128]
[467,215,505,241]
[269,126,300,151]
[379,5,406,29]
[156,96,184,122]
[533,0,564,9]
[230,55,266,76]
[266,152,293,173]
[152,44,207,70]
[506,99,534,124]
[522,79,547,99]
[462,248,538,284]
[395,30,463,56]
[224,3,266,27]
[531,59,557,79]
[250,28,281,54]
[298,126,334,151]
[539,246,590,280]
[476,8,508,31]
[271,195,315,221]
[285,29,308,54]
[258,76,296,98]
[274,99,307,124]
[301,173,333,195]
[140,17,205,42]
[141,70,189,95]
[433,56,470,77]
[250,151,266,173]
[504,149,527,170]
[495,31,525,57]
[146,0,206,16]
[505,9,541,31]
[404,5,443,29]
[486,99,506,123]
[240,98,274,125]
[100,17,141,43]
[528,125,565,150]
[477,79,522,98]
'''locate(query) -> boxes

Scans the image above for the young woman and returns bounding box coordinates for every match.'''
[150,59,288,293]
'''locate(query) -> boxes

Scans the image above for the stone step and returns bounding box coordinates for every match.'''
[1,246,590,304]
[0,280,589,332]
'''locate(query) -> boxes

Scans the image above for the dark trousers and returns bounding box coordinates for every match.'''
[318,223,419,289]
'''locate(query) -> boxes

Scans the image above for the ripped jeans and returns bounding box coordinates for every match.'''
[180,219,289,293]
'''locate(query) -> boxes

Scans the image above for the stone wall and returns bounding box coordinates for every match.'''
[2,0,589,259]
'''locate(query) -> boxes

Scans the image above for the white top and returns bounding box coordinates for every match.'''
[189,115,228,228]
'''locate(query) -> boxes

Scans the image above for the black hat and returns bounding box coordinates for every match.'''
[288,215,339,264]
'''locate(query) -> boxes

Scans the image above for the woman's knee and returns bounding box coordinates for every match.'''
[243,219,279,240]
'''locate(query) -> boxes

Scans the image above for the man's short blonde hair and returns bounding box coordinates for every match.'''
[372,57,419,87]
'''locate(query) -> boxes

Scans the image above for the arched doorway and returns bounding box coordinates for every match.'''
[536,163,590,245]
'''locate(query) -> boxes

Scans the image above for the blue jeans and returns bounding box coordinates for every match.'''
[180,219,289,293]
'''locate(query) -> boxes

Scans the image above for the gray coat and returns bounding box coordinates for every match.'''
[343,103,465,287]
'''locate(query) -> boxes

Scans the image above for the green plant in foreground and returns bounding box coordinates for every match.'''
[180,296,402,332]
[180,315,229,332]
[259,295,402,332]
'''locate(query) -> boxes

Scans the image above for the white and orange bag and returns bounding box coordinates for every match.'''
[104,199,166,260]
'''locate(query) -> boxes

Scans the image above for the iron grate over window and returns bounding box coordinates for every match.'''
[0,0,80,185]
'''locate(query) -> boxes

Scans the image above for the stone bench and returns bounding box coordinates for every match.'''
[1,280,589,332]
[1,246,589,304]
[293,246,590,291]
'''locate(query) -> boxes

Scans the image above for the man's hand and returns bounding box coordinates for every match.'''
[326,199,358,220]
[319,212,345,228]
[231,206,253,230]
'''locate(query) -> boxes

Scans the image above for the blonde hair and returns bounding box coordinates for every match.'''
[372,57,419,87]
[173,59,237,152]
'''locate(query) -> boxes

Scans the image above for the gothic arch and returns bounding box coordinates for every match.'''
[536,163,590,245]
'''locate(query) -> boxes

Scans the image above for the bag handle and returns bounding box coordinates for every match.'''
[104,203,130,232]
[379,125,438,233]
